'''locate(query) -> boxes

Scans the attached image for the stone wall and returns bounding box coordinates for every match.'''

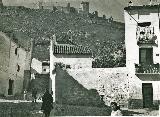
[67,68,142,108]
[0,32,31,96]
[0,34,10,95]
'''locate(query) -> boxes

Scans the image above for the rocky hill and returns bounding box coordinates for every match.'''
[0,6,125,67]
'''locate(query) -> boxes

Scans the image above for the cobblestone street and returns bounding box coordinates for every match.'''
[0,99,159,116]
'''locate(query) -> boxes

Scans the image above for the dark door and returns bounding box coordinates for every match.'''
[139,48,153,65]
[8,79,14,95]
[142,83,153,108]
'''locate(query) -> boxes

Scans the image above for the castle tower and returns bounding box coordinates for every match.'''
[0,0,3,6]
[0,0,3,12]
[103,15,106,19]
[66,3,71,13]
[80,1,89,14]
[38,1,43,9]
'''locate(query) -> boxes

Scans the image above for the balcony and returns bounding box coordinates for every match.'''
[135,63,159,74]
[136,26,158,46]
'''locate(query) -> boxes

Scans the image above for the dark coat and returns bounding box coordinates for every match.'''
[41,91,53,111]
[32,88,37,98]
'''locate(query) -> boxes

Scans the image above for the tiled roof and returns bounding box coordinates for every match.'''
[124,5,160,10]
[53,44,92,55]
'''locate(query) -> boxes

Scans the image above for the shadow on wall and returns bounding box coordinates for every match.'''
[28,74,50,96]
[55,66,107,108]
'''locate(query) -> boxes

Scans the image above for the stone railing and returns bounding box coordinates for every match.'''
[135,63,159,74]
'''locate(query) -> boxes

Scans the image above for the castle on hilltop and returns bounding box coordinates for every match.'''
[34,1,113,22]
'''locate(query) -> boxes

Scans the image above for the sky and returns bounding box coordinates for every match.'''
[2,0,160,22]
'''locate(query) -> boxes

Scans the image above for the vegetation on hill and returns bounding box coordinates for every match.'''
[0,6,125,67]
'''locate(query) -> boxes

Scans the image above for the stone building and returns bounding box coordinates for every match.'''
[37,1,76,14]
[0,31,32,96]
[79,1,89,15]
[124,4,160,108]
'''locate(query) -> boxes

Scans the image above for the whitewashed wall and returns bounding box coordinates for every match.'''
[31,58,42,74]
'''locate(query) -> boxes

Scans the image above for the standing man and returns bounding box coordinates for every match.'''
[32,88,37,103]
[23,89,27,100]
[41,89,53,117]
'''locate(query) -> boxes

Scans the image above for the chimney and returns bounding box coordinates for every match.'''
[51,34,57,45]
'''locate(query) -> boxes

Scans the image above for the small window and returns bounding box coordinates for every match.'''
[17,64,20,72]
[15,48,18,55]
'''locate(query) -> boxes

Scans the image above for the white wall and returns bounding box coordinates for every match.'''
[124,10,138,74]
[52,56,93,69]
[31,58,42,74]
[50,39,55,102]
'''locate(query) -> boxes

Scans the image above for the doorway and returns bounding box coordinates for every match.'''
[142,83,153,108]
[8,79,14,95]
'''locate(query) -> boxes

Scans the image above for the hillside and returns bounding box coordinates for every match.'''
[0,6,125,67]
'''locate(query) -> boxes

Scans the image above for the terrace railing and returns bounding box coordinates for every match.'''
[136,26,158,46]
[135,63,159,74]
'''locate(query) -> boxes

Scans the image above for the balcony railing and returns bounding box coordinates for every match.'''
[135,63,159,74]
[136,26,158,46]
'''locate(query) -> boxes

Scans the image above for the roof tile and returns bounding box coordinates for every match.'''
[53,44,92,55]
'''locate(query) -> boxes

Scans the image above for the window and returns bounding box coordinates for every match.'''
[15,48,18,55]
[8,79,14,95]
[17,64,20,72]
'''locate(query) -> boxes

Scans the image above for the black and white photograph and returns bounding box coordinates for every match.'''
[0,0,160,116]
